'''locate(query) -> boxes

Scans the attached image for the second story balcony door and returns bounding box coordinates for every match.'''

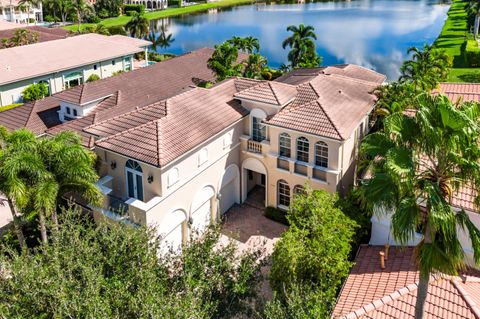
[126,160,144,201]
[252,117,266,142]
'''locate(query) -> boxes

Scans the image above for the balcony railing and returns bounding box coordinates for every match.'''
[247,139,262,154]
[294,162,308,176]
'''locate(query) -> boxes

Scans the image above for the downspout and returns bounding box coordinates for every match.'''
[339,142,344,192]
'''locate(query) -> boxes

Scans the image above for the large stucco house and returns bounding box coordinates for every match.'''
[0,49,385,252]
[0,33,150,107]
[0,0,42,24]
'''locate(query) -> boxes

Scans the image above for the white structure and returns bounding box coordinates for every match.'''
[124,0,168,10]
[0,33,150,106]
[0,0,42,24]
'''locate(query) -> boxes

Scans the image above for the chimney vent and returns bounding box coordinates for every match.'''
[379,251,386,269]
[384,244,390,261]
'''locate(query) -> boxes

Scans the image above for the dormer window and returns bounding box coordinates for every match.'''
[73,109,78,117]
[66,107,71,115]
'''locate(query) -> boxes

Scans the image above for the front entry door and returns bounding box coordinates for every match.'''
[126,169,143,201]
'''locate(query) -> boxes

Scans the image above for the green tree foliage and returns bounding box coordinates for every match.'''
[0,28,38,48]
[70,0,94,32]
[360,94,480,319]
[125,12,150,38]
[94,0,123,18]
[207,42,243,81]
[22,83,49,102]
[87,74,101,82]
[0,209,262,318]
[227,35,260,54]
[268,188,357,318]
[282,24,322,69]
[84,23,110,35]
[242,53,268,79]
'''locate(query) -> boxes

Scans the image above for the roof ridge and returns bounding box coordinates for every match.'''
[268,82,282,105]
[78,83,87,104]
[155,120,162,167]
[322,73,381,86]
[451,279,480,319]
[314,99,344,140]
[338,282,419,319]
[23,100,37,129]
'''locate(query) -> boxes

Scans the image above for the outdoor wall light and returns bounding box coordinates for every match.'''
[188,217,193,226]
[110,160,117,170]
[147,175,154,183]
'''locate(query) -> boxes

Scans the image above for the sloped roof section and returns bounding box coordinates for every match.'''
[333,246,480,319]
[436,83,480,103]
[234,81,297,106]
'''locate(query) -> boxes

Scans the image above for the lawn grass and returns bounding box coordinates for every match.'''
[434,0,480,82]
[64,0,255,32]
[0,103,23,113]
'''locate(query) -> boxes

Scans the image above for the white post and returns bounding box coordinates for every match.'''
[475,13,480,40]
[145,47,148,67]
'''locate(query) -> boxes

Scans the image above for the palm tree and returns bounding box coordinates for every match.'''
[10,28,38,46]
[242,36,260,54]
[207,42,243,81]
[126,12,149,38]
[85,24,111,35]
[360,94,480,319]
[282,24,319,68]
[70,0,93,33]
[18,0,40,24]
[242,53,267,79]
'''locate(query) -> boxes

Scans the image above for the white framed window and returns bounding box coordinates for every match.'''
[125,159,144,201]
[198,148,208,166]
[279,133,291,158]
[296,137,309,163]
[315,141,328,168]
[223,132,232,149]
[124,57,132,71]
[252,117,266,142]
[168,167,179,187]
[277,180,290,208]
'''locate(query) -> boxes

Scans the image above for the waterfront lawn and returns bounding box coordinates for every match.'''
[64,0,255,32]
[0,103,22,112]
[434,0,480,82]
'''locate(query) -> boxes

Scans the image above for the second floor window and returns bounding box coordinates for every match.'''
[252,117,266,142]
[279,133,291,158]
[315,141,328,168]
[296,137,309,163]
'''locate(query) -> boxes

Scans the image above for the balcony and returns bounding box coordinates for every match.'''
[277,157,290,171]
[313,167,327,182]
[294,162,308,176]
[247,139,262,154]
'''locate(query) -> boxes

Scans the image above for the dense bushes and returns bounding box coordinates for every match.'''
[22,83,49,102]
[465,39,480,67]
[168,0,183,7]
[87,74,101,82]
[125,10,136,16]
[107,25,127,35]
[264,206,289,225]
[123,4,145,14]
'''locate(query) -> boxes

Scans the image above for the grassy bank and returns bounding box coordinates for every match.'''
[64,0,255,32]
[434,0,480,82]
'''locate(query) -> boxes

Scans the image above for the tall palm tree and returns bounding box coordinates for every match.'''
[207,42,243,81]
[18,0,40,24]
[70,0,92,33]
[282,24,319,68]
[242,53,267,79]
[242,36,260,54]
[126,12,149,38]
[360,94,480,319]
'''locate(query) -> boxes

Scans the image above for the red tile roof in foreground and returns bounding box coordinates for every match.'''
[333,246,480,319]
[436,83,480,103]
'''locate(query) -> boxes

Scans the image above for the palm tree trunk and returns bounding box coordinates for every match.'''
[415,270,429,319]
[77,11,81,32]
[38,211,48,244]
[51,210,59,230]
[7,197,26,250]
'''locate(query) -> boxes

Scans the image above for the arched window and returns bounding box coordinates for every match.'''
[296,137,309,163]
[279,133,291,158]
[277,179,290,208]
[315,141,328,168]
[293,185,305,196]
[168,167,179,187]
[198,148,208,166]
[125,160,143,201]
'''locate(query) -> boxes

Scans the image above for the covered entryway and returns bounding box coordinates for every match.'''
[190,186,215,236]
[158,209,186,254]
[218,164,240,215]
[241,158,267,207]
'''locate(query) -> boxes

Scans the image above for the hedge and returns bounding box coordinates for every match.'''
[465,39,480,67]
[264,206,289,226]
[123,4,145,14]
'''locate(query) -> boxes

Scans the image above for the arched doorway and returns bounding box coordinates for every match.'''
[190,185,215,236]
[241,158,267,207]
[125,159,144,201]
[218,164,240,215]
[158,209,186,254]
[146,0,152,9]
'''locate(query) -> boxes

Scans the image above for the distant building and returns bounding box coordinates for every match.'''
[0,33,150,106]
[0,0,42,24]
[124,0,168,11]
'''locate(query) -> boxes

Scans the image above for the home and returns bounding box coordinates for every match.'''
[0,0,42,24]
[0,33,150,106]
[0,49,386,253]
[124,0,168,11]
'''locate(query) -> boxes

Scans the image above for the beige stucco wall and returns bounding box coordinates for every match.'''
[0,55,133,107]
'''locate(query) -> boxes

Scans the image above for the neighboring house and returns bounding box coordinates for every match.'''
[0,24,70,48]
[0,0,42,24]
[124,0,168,10]
[369,82,480,266]
[0,49,385,253]
[332,245,480,319]
[0,33,150,106]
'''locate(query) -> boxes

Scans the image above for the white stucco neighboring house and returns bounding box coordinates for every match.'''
[0,0,42,24]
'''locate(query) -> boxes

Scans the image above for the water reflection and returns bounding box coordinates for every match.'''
[147,0,450,79]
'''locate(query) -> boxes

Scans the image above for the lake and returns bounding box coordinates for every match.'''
[148,0,451,80]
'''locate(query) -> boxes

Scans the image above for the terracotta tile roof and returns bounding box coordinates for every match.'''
[333,246,480,319]
[0,48,219,142]
[451,186,478,213]
[0,34,150,85]
[0,25,69,48]
[275,64,386,86]
[0,18,21,30]
[94,78,258,166]
[436,83,480,103]
[267,74,381,140]
[234,81,297,106]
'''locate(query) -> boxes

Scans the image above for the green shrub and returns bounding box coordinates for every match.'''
[22,83,49,102]
[465,39,480,67]
[123,4,145,14]
[87,74,100,82]
[125,10,136,16]
[168,0,182,7]
[264,206,289,226]
[107,25,127,36]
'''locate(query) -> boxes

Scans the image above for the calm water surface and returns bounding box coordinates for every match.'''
[149,0,450,79]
